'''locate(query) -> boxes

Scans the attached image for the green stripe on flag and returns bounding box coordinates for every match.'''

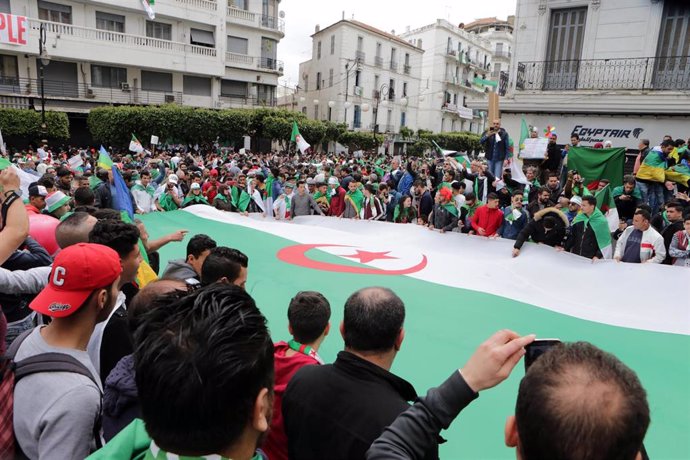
[568,147,626,188]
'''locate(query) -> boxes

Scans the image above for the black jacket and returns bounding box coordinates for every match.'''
[94,182,113,209]
[660,220,684,265]
[367,371,477,460]
[514,207,568,250]
[1,237,52,271]
[565,218,604,259]
[429,204,459,231]
[283,351,438,460]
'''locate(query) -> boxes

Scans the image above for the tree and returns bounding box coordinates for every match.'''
[0,109,69,140]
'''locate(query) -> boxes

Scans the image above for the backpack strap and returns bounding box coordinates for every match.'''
[5,328,35,360]
[14,353,98,387]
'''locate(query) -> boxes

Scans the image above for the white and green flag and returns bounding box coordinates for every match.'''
[290,121,310,154]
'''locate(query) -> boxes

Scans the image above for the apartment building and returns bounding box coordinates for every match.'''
[465,16,514,92]
[296,19,424,136]
[0,0,285,132]
[400,19,495,134]
[469,0,690,149]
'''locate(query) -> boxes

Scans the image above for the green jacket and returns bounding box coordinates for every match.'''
[87,419,150,460]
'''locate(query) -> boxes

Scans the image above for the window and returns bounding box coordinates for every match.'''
[91,65,126,88]
[190,28,215,48]
[146,21,172,41]
[400,112,406,127]
[402,82,407,97]
[496,42,504,53]
[357,36,363,51]
[355,70,361,87]
[0,54,18,85]
[221,80,247,98]
[314,104,319,119]
[390,48,397,63]
[374,74,380,90]
[38,1,71,24]
[353,105,361,128]
[447,37,452,53]
[229,0,247,9]
[141,70,173,92]
[388,79,395,100]
[96,11,124,33]
[328,68,333,87]
[655,3,690,89]
[43,60,77,97]
[544,7,587,89]
[0,0,9,14]
[257,84,276,106]
[317,41,321,59]
[303,75,308,91]
[404,53,410,66]
[330,35,335,54]
[261,37,277,69]
[376,42,382,57]
[227,36,248,54]
[183,76,211,96]
[316,71,321,90]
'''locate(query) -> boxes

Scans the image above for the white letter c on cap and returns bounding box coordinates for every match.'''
[53,267,66,286]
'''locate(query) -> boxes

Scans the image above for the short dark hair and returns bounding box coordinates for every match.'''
[140,170,151,178]
[636,203,652,214]
[451,181,466,191]
[538,186,550,195]
[74,186,95,207]
[364,183,376,194]
[287,291,331,344]
[548,172,559,179]
[634,209,651,221]
[56,212,94,249]
[89,219,140,259]
[623,175,635,186]
[582,195,597,207]
[38,175,54,189]
[343,287,405,353]
[666,202,683,214]
[661,140,675,148]
[128,279,188,335]
[134,284,273,454]
[57,167,72,177]
[93,208,122,221]
[516,342,649,460]
[201,246,249,285]
[487,192,499,201]
[186,234,217,258]
[570,133,580,140]
[465,192,476,202]
[512,190,524,198]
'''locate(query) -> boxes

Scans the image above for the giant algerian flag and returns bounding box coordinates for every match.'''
[141,206,689,460]
[291,121,311,154]
[568,146,626,188]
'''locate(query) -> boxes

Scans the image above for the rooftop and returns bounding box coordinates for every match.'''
[464,17,514,32]
[313,19,423,51]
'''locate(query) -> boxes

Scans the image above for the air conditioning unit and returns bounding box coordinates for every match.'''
[120,82,131,91]
[165,94,176,103]
[85,88,95,98]
[354,86,363,96]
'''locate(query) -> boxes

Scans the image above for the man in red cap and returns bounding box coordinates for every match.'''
[11,243,122,460]
[202,168,220,203]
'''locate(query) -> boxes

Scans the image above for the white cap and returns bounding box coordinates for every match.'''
[190,182,201,190]
[328,177,339,186]
[168,174,179,185]
[570,195,582,206]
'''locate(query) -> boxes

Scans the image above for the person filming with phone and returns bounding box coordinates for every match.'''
[367,334,650,460]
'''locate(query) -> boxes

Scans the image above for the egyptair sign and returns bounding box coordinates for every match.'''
[0,14,28,46]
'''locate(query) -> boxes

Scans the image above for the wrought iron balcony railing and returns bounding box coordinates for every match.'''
[516,56,690,91]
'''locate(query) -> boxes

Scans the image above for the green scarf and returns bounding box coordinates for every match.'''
[231,186,251,212]
[265,174,275,199]
[442,202,459,217]
[394,204,417,222]
[131,183,154,197]
[572,207,612,257]
[181,194,209,207]
[158,193,178,211]
[345,188,364,214]
[214,193,228,202]
[462,201,482,218]
[313,190,331,204]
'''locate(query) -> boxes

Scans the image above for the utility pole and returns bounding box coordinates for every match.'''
[344,62,350,127]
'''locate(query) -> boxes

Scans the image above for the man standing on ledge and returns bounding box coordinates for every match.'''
[480,119,510,179]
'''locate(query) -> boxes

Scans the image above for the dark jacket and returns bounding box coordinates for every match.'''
[498,206,529,240]
[659,220,684,265]
[430,203,459,231]
[102,354,140,442]
[367,371,477,460]
[480,128,510,161]
[565,216,604,259]
[543,143,562,172]
[514,207,568,250]
[1,237,52,271]
[94,182,113,209]
[283,351,437,460]
[526,199,556,218]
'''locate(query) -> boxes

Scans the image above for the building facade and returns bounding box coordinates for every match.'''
[295,19,423,136]
[471,0,690,149]
[401,19,496,134]
[465,16,514,84]
[0,0,285,126]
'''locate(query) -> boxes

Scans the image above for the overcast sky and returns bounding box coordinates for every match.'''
[277,0,516,88]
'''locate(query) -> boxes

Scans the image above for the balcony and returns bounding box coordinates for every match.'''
[225,52,254,69]
[356,50,366,62]
[0,76,182,107]
[403,64,411,75]
[258,57,284,74]
[175,0,217,10]
[33,19,216,58]
[227,6,256,23]
[374,56,383,67]
[218,95,276,108]
[390,61,398,71]
[516,57,690,91]
[494,50,511,59]
[259,15,285,34]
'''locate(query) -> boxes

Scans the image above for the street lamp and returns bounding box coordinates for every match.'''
[38,23,50,138]
[372,83,390,153]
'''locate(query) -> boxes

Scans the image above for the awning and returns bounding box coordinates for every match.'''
[190,28,215,47]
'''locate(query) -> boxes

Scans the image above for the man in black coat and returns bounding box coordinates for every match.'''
[651,201,685,264]
[282,287,437,460]
[512,207,569,257]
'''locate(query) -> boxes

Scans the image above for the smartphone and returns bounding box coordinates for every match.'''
[524,339,561,371]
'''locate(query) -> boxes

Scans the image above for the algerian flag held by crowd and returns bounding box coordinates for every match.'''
[139,206,689,459]
[291,121,311,154]
[595,184,620,232]
[141,0,155,19]
[129,134,144,153]
[433,140,470,169]
[567,147,626,188]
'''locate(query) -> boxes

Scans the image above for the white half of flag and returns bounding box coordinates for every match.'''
[68,155,83,169]
[129,140,144,153]
[295,134,310,154]
[141,0,155,19]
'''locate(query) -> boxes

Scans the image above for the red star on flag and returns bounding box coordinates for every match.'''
[341,250,398,264]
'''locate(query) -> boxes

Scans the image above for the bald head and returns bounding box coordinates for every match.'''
[516,342,649,460]
[343,287,405,353]
[55,212,98,249]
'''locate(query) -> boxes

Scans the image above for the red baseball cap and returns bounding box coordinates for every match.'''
[30,243,122,318]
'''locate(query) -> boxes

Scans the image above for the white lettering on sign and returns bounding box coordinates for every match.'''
[0,14,28,46]
[52,267,66,286]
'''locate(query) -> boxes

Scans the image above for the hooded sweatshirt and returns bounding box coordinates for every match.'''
[161,259,199,285]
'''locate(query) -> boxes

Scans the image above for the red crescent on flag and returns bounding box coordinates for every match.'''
[277,244,427,275]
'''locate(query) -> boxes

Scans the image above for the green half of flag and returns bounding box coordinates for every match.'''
[572,207,612,256]
[442,202,459,217]
[568,147,626,188]
[345,188,363,214]
[472,77,498,88]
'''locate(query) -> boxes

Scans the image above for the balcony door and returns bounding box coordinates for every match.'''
[544,7,587,90]
[42,60,78,98]
[655,2,690,90]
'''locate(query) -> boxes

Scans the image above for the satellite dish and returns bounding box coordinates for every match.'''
[279,10,285,18]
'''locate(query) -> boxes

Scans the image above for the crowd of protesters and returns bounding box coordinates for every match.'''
[0,121,684,459]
